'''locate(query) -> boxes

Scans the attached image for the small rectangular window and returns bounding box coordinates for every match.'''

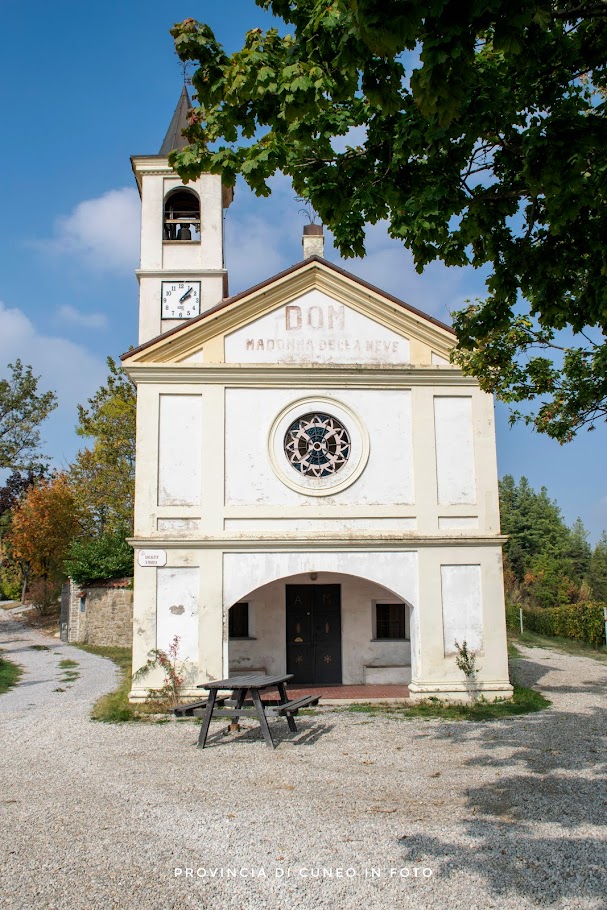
[375,603,407,640]
[229,602,249,638]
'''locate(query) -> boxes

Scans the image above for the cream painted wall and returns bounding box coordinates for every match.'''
[224,388,414,507]
[434,396,477,505]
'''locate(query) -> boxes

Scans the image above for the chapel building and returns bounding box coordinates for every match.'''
[122,89,512,703]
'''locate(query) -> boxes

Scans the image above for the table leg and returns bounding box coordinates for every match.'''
[277,682,297,733]
[197,690,217,749]
[251,689,275,749]
[228,687,247,732]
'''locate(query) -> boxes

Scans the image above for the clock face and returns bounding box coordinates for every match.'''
[161,281,201,319]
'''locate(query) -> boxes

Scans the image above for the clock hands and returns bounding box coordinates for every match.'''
[179,287,193,303]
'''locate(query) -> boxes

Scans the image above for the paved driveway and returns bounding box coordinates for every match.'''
[1,609,606,910]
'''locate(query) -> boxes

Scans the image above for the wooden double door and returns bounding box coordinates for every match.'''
[286,584,342,684]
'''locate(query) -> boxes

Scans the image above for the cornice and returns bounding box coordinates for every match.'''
[128,534,506,550]
[123,363,476,388]
[136,269,228,279]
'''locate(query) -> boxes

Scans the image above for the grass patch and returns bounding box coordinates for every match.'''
[59,659,79,669]
[29,644,50,651]
[510,629,607,663]
[508,640,523,659]
[61,672,80,682]
[72,644,140,722]
[72,644,162,722]
[0,653,22,694]
[344,685,550,721]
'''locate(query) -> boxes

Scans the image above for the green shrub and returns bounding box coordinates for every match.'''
[64,531,133,586]
[511,602,606,647]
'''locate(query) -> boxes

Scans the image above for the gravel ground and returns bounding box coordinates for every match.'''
[1,610,606,910]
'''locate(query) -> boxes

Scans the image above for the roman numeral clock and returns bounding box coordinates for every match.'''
[161,281,201,319]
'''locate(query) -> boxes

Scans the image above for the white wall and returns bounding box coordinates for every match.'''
[433,396,477,505]
[157,394,203,506]
[156,567,199,663]
[224,388,414,507]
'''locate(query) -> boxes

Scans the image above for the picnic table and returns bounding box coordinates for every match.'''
[174,673,320,749]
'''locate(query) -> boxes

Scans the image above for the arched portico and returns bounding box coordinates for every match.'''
[226,571,415,686]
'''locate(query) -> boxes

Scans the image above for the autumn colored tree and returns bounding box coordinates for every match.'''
[0,468,46,601]
[8,474,81,611]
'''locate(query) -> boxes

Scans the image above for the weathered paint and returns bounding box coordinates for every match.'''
[224,289,412,365]
[156,566,199,662]
[440,564,483,655]
[433,396,477,505]
[157,394,203,506]
[223,518,417,531]
[438,517,479,530]
[225,388,414,507]
[222,551,418,612]
[157,518,201,531]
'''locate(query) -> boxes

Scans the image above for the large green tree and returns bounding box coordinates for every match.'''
[169,2,607,441]
[0,361,57,470]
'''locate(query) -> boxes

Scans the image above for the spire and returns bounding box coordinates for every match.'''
[159,85,193,156]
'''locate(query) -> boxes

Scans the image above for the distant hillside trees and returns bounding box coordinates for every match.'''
[499,475,606,609]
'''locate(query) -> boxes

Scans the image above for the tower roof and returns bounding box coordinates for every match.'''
[159,85,192,156]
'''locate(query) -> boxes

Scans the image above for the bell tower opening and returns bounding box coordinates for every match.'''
[163,188,201,241]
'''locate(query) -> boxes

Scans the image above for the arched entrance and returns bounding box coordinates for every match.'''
[226,569,415,687]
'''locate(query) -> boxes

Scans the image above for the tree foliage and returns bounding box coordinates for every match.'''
[64,532,133,587]
[69,357,136,535]
[8,474,81,611]
[169,3,607,441]
[499,474,607,608]
[0,360,57,470]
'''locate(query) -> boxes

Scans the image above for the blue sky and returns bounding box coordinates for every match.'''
[0,0,605,542]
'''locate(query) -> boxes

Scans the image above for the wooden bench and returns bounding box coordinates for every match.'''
[265,695,320,717]
[173,695,230,717]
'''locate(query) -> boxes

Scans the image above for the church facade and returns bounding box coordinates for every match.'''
[122,91,512,703]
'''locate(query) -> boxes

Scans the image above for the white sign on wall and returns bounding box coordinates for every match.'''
[138,549,167,568]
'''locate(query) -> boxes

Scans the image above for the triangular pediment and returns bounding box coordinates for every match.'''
[122,258,456,367]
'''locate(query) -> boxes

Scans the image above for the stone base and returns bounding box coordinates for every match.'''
[408,680,513,704]
[128,685,204,703]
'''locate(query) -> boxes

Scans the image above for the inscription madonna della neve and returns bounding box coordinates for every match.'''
[224,291,412,365]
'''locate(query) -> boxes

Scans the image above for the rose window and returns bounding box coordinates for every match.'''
[283,412,351,478]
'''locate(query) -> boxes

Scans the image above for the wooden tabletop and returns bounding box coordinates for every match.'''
[200,673,294,691]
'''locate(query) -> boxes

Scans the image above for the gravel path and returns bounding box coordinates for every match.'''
[1,610,606,910]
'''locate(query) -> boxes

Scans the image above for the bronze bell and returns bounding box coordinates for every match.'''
[177,223,192,241]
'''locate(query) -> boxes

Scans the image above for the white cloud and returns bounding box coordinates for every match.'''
[35,187,140,272]
[56,304,108,330]
[0,301,107,467]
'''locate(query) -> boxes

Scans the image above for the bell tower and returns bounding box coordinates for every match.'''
[131,86,234,344]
